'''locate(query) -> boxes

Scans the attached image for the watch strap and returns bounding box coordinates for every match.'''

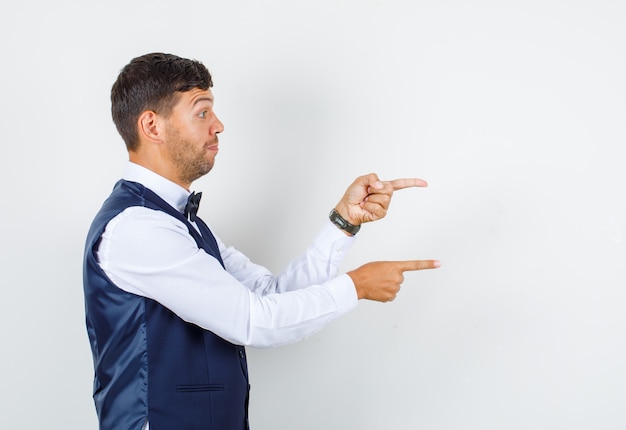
[329,208,361,235]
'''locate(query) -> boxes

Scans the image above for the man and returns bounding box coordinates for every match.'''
[83,52,440,430]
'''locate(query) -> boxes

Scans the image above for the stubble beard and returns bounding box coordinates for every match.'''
[166,129,215,185]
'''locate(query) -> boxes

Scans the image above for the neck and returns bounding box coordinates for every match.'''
[128,152,191,190]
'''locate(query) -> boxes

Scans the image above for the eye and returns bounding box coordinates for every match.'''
[198,111,207,118]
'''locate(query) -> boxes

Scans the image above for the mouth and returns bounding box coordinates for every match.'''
[206,139,219,153]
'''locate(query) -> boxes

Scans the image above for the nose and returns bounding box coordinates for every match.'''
[212,113,225,135]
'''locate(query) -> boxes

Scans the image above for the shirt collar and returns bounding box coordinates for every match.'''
[122,161,190,213]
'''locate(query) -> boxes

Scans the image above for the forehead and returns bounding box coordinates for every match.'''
[175,87,214,109]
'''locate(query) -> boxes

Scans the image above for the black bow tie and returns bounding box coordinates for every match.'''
[184,191,202,222]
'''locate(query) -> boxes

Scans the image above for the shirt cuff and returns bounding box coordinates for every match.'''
[310,219,357,261]
[324,217,359,240]
[326,273,359,315]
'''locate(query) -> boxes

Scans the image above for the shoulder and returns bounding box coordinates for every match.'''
[103,206,193,245]
[98,206,201,269]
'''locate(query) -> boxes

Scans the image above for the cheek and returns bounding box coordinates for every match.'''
[189,123,210,139]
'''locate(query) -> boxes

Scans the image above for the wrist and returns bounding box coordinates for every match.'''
[329,208,361,236]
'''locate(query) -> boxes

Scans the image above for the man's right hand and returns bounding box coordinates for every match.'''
[347,260,441,302]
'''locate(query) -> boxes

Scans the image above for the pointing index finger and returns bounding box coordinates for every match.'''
[388,178,428,191]
[397,260,441,272]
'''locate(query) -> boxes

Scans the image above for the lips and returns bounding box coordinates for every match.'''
[206,139,219,152]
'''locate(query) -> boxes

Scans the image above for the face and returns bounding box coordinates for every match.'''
[161,88,224,186]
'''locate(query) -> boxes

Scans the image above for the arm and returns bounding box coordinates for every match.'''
[218,172,440,303]
[217,220,356,294]
[97,207,357,348]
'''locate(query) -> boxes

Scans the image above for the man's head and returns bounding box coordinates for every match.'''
[111,53,224,188]
[111,52,213,151]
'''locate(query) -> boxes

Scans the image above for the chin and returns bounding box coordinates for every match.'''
[200,162,214,177]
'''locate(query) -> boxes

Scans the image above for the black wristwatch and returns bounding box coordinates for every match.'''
[329,209,361,235]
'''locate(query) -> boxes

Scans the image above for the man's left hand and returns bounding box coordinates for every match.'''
[334,173,428,227]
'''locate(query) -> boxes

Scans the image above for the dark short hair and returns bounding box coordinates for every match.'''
[111,52,213,151]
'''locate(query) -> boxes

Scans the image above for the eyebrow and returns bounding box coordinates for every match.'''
[192,96,214,106]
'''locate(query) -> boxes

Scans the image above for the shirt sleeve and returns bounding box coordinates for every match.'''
[96,206,358,348]
[217,220,356,295]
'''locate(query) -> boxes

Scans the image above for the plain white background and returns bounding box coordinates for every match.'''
[1,1,625,429]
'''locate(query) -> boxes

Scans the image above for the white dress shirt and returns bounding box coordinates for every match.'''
[96,162,359,350]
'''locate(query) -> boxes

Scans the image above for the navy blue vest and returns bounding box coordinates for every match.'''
[83,180,249,430]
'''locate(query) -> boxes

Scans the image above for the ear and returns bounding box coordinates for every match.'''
[137,110,164,144]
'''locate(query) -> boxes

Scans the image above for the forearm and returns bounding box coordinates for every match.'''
[220,220,356,294]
